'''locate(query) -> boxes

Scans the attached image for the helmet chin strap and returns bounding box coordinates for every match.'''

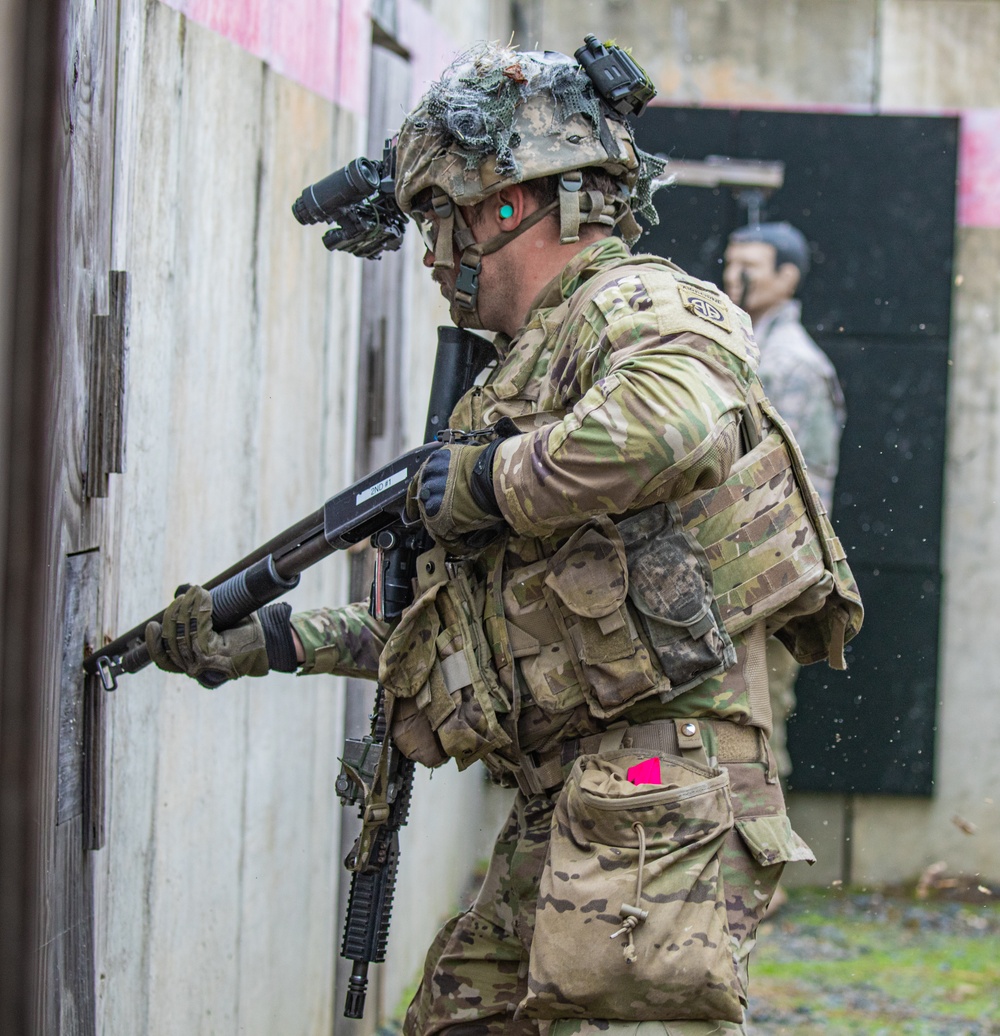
[431,179,636,330]
[448,200,559,328]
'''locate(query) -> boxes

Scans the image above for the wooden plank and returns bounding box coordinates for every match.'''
[85,271,129,498]
[52,816,97,1036]
[104,271,129,477]
[57,551,100,825]
[84,672,108,852]
[86,312,109,498]
[37,0,117,1030]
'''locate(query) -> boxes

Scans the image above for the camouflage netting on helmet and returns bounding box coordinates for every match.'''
[404,42,667,230]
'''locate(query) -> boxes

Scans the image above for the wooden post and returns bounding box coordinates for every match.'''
[0,0,62,1032]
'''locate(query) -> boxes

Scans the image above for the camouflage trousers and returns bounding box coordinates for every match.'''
[403,757,790,1036]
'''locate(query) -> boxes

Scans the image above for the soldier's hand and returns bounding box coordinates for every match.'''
[409,441,504,550]
[145,584,275,688]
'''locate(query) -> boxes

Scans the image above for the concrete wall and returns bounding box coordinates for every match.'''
[520,0,1000,887]
[95,2,509,1034]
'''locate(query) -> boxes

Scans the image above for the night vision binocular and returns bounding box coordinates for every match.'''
[291,141,407,260]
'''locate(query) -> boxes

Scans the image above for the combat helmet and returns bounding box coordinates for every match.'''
[394,38,666,328]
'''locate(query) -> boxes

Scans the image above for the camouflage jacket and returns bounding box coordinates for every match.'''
[293,237,773,764]
[754,300,845,512]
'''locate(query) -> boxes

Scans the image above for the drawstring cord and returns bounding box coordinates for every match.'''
[609,822,650,963]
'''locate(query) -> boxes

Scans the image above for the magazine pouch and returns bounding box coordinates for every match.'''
[617,504,737,704]
[379,548,511,770]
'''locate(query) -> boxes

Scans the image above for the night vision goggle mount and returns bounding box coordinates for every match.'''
[292,36,655,261]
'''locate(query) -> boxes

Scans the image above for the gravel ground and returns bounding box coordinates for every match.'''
[746,885,1000,1035]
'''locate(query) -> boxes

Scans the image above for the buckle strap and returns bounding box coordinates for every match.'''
[512,718,765,796]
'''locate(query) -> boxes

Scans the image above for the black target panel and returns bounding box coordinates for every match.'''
[634,108,958,796]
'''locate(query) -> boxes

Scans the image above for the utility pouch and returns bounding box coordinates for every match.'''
[617,504,737,704]
[379,551,511,770]
[541,515,660,718]
[521,750,742,1023]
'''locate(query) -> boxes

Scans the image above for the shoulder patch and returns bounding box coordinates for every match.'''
[677,282,732,333]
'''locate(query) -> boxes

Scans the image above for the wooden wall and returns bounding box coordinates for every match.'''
[1,1,512,1033]
[94,2,512,1033]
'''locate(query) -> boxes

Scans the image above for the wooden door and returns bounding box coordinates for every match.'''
[0,0,126,1032]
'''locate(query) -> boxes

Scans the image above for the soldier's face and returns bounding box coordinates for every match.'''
[417,201,512,331]
[414,211,456,300]
[723,240,799,322]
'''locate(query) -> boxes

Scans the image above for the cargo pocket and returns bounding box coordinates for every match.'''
[617,504,736,703]
[544,516,659,718]
[520,750,743,1023]
[380,561,511,770]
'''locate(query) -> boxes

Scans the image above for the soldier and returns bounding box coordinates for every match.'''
[722,223,847,781]
[147,42,861,1036]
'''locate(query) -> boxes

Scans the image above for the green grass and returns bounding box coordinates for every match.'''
[748,889,1000,1034]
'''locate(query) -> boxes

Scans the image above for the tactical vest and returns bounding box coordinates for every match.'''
[380,256,863,779]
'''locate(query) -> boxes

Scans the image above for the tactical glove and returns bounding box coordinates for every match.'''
[409,440,504,551]
[145,585,297,688]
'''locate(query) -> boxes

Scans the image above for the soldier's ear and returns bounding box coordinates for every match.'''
[494,185,531,229]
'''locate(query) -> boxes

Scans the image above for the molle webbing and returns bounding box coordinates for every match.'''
[673,380,863,668]
[675,429,826,636]
[744,620,771,730]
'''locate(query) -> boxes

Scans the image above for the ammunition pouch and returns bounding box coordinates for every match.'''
[618,504,736,703]
[379,545,512,770]
[488,510,735,727]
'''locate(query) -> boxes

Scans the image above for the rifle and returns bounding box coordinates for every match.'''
[83,324,495,1018]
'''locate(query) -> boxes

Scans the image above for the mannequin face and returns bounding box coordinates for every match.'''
[723,240,801,323]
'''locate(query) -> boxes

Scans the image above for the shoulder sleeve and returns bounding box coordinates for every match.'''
[493,318,752,537]
[290,602,389,679]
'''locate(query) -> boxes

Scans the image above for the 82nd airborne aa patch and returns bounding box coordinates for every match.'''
[678,282,732,333]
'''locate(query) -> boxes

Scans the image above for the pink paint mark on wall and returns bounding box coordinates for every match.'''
[958,110,1000,229]
[336,0,372,117]
[171,0,262,52]
[264,0,340,102]
[159,0,371,114]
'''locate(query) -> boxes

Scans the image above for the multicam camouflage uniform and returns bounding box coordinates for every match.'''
[291,237,849,1035]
